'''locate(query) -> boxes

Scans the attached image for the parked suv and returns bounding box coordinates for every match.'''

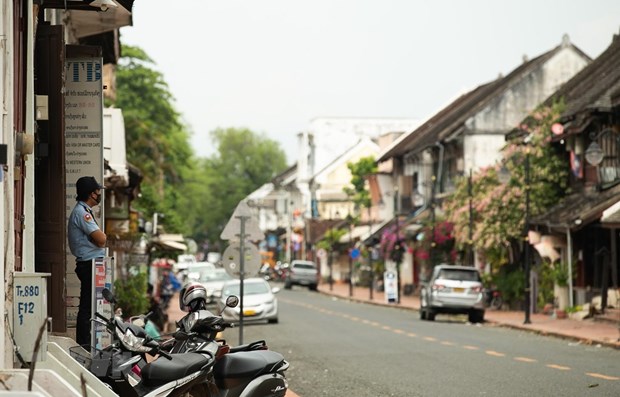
[419,265,485,323]
[284,260,319,291]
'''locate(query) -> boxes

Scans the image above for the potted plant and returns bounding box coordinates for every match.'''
[551,261,570,310]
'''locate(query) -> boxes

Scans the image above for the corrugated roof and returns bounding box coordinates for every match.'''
[531,183,620,231]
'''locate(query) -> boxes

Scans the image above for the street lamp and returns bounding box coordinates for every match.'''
[523,145,532,324]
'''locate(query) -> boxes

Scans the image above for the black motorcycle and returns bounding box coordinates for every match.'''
[77,288,218,397]
[170,287,289,397]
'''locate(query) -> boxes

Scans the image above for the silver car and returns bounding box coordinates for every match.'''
[199,268,233,304]
[217,278,280,324]
[284,260,319,290]
[419,265,485,323]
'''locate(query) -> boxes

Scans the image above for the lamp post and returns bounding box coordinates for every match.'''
[468,169,474,266]
[523,145,532,325]
[348,217,355,297]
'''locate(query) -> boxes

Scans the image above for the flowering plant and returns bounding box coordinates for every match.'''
[443,101,568,261]
[380,223,406,264]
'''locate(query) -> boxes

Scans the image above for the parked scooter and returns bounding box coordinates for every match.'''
[169,282,289,397]
[82,288,218,397]
[484,288,503,310]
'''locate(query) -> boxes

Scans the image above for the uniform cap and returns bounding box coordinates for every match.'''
[76,176,105,198]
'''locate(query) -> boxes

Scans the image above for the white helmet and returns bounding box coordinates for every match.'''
[180,282,207,312]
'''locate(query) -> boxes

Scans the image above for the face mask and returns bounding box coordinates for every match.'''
[93,192,102,204]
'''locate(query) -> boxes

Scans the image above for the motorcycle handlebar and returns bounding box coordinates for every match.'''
[95,312,109,322]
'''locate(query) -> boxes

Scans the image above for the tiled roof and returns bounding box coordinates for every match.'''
[378,42,573,162]
[552,33,620,123]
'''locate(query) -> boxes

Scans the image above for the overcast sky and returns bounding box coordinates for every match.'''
[120,1,620,164]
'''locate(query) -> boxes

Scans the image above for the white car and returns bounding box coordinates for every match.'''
[419,265,485,323]
[217,278,280,324]
[199,268,233,303]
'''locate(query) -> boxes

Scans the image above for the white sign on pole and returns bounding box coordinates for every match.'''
[220,201,264,241]
[222,241,261,277]
[384,270,398,303]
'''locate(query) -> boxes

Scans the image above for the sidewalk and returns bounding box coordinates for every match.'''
[317,282,620,350]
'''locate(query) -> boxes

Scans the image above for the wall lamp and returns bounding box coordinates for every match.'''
[584,141,604,167]
[584,127,614,167]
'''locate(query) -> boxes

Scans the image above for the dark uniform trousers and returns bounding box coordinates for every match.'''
[75,260,93,346]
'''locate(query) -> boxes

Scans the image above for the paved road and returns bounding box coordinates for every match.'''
[222,287,620,397]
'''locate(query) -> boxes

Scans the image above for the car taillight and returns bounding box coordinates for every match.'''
[432,283,446,291]
[471,286,483,293]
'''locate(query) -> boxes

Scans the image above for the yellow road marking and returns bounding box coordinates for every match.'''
[349,316,360,321]
[407,333,417,337]
[486,350,505,357]
[441,341,455,346]
[514,357,537,363]
[393,329,405,334]
[463,345,479,350]
[382,325,392,331]
[546,364,571,371]
[586,373,619,381]
[424,336,437,342]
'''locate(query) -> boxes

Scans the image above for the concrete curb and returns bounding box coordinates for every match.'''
[318,289,620,350]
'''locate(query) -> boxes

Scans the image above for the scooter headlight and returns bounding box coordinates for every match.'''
[185,311,200,332]
[116,327,151,353]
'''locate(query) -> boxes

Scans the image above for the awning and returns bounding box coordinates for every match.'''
[361,218,403,246]
[68,1,134,39]
[601,199,620,228]
[340,222,388,244]
[39,0,136,39]
[531,183,620,231]
[152,234,187,252]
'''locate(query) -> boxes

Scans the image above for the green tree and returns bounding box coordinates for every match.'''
[317,227,348,284]
[112,45,198,235]
[343,156,378,211]
[195,128,288,245]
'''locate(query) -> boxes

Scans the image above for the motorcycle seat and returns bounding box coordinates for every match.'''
[214,350,285,379]
[141,353,212,387]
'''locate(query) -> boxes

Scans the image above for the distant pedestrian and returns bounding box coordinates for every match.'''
[67,176,106,347]
[159,269,181,310]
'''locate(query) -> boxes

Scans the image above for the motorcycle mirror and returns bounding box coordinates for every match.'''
[226,295,239,308]
[102,288,117,304]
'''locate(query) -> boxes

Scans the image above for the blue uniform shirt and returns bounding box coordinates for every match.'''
[68,201,105,261]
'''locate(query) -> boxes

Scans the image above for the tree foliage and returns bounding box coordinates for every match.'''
[112,45,196,234]
[443,101,568,265]
[112,47,288,249]
[193,128,288,245]
[343,156,378,211]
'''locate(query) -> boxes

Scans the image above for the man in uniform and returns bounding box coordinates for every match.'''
[68,176,107,346]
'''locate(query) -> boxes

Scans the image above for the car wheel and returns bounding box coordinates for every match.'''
[309,284,317,291]
[469,310,484,323]
[419,308,427,320]
[268,317,279,324]
[284,280,292,289]
[426,310,436,321]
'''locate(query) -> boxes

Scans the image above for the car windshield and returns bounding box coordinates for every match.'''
[201,270,232,283]
[293,263,316,270]
[437,269,481,282]
[223,281,270,296]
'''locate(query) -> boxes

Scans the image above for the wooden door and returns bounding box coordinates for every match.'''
[34,24,67,332]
